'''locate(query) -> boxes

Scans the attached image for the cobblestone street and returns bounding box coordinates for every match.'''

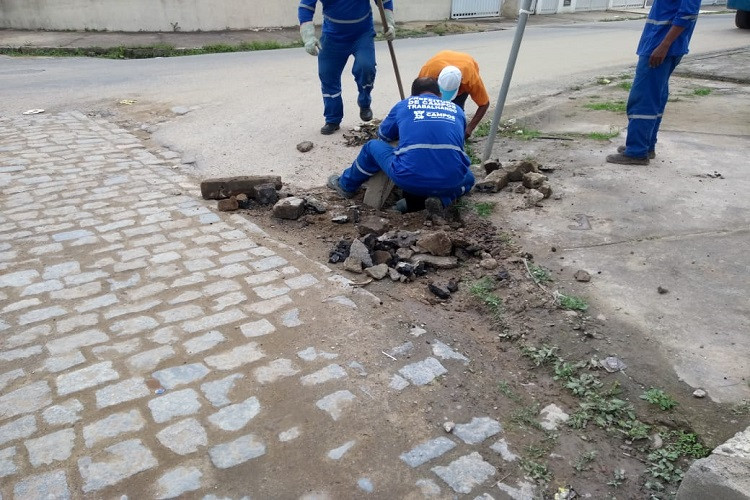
[0,113,524,499]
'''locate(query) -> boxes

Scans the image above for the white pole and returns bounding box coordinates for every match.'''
[481,0,534,162]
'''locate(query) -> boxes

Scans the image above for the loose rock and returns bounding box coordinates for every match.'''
[482,159,502,174]
[417,231,453,257]
[429,282,452,299]
[349,239,373,268]
[218,197,239,212]
[200,175,282,200]
[522,172,548,190]
[411,254,459,269]
[574,270,591,282]
[296,141,314,153]
[504,160,538,182]
[357,216,390,236]
[272,197,306,220]
[331,215,349,224]
[658,286,669,294]
[480,257,499,270]
[538,182,553,199]
[372,250,392,266]
[443,421,455,433]
[252,183,279,205]
[343,257,363,274]
[365,264,389,280]
[304,197,327,214]
[693,389,707,398]
[235,193,250,209]
[475,169,510,193]
[525,189,545,207]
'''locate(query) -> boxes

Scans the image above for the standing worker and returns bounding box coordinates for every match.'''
[418,50,490,139]
[606,0,700,165]
[298,0,396,135]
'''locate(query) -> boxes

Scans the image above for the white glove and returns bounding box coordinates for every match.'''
[384,9,396,41]
[300,22,321,56]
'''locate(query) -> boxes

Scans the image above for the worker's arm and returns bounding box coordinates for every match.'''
[649,25,685,67]
[651,0,700,67]
[298,0,321,56]
[465,103,489,139]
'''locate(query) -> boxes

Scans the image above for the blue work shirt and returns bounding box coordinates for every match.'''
[378,93,471,193]
[298,0,394,43]
[637,0,700,56]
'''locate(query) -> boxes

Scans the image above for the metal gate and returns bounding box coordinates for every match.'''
[610,0,646,9]
[451,0,502,18]
[532,0,559,14]
[575,0,609,11]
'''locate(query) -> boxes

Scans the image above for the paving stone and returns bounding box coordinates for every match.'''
[63,270,108,286]
[285,274,319,290]
[300,364,348,386]
[250,255,288,272]
[398,358,447,386]
[202,279,241,296]
[149,388,202,423]
[169,290,203,305]
[155,418,208,455]
[156,466,203,499]
[95,377,150,408]
[42,261,81,280]
[210,291,247,311]
[157,304,204,323]
[2,297,41,313]
[25,428,76,466]
[208,396,261,431]
[0,446,18,478]
[0,269,39,288]
[153,363,210,390]
[0,416,37,446]
[201,374,245,407]
[204,342,265,371]
[184,330,226,354]
[252,283,291,300]
[0,381,51,419]
[83,409,146,448]
[316,390,356,421]
[416,478,442,497]
[358,478,374,493]
[431,452,497,494]
[46,329,109,355]
[245,270,282,286]
[110,315,159,336]
[431,340,470,364]
[400,437,457,468]
[44,351,87,373]
[490,439,519,462]
[18,305,67,325]
[0,368,25,391]
[325,440,355,460]
[454,417,503,445]
[496,480,536,500]
[539,404,570,431]
[78,439,158,493]
[53,229,94,242]
[56,361,119,396]
[280,308,303,327]
[297,347,338,361]
[324,295,357,309]
[42,399,83,426]
[239,318,276,338]
[246,295,293,315]
[13,470,71,500]
[0,345,42,362]
[92,338,141,359]
[254,358,300,384]
[279,427,301,442]
[182,308,247,333]
[76,293,118,313]
[209,434,266,469]
[128,345,176,372]
[51,281,101,300]
[21,279,64,296]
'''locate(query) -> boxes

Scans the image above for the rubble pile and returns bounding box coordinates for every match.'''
[342,120,381,147]
[474,159,554,207]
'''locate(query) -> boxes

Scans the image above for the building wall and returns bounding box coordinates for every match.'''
[0,0,453,31]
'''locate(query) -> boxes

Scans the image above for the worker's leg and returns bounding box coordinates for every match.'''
[338,140,394,192]
[351,33,376,110]
[436,169,475,207]
[648,56,682,152]
[624,56,675,158]
[318,36,350,125]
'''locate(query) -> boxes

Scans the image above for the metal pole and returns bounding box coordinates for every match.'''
[481,0,533,162]
[375,0,405,99]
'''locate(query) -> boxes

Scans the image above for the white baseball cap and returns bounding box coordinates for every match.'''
[438,66,462,101]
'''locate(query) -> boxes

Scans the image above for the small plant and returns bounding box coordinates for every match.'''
[587,130,620,141]
[522,344,559,367]
[520,458,551,482]
[640,388,678,411]
[596,77,612,85]
[565,373,603,397]
[573,450,597,472]
[498,381,522,403]
[474,121,492,137]
[647,448,684,484]
[558,293,588,311]
[608,468,627,488]
[464,142,481,164]
[584,100,627,113]
[617,81,633,91]
[469,277,504,326]
[510,404,542,430]
[731,399,750,416]
[666,431,711,459]
[514,128,542,140]
[693,88,712,96]
[474,201,496,217]
[528,263,552,283]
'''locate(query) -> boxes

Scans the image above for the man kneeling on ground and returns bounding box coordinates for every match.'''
[327,77,474,211]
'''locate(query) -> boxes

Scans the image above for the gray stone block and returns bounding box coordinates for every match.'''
[152,363,210,390]
[25,428,76,466]
[431,452,497,494]
[155,418,208,455]
[208,397,261,431]
[453,417,503,445]
[398,358,447,386]
[13,470,71,500]
[148,389,201,423]
[209,434,266,469]
[156,466,203,499]
[400,437,456,468]
[78,439,158,492]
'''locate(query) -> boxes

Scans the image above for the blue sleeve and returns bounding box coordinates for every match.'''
[673,0,700,27]
[298,0,317,24]
[378,101,400,142]
[383,0,394,10]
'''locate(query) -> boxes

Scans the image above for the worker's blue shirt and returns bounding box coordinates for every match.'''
[637,0,700,56]
[378,93,470,192]
[298,0,393,43]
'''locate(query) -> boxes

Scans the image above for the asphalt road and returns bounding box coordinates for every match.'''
[1,14,747,187]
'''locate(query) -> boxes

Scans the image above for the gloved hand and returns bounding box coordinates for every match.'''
[384,9,396,41]
[300,22,321,56]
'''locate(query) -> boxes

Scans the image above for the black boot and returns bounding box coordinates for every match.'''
[359,107,373,122]
[320,123,340,135]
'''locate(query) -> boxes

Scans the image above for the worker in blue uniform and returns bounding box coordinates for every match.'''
[298,0,395,135]
[606,0,700,165]
[327,77,475,210]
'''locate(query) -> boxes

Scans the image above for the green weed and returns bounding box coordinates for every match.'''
[693,88,712,96]
[608,468,627,488]
[528,263,552,283]
[498,381,523,403]
[474,202,496,217]
[464,143,481,164]
[731,399,750,416]
[573,450,598,472]
[510,404,542,430]
[587,130,620,141]
[584,101,627,113]
[469,277,504,326]
[520,458,551,482]
[617,81,633,91]
[474,121,492,137]
[558,293,589,311]
[640,388,678,411]
[521,344,559,367]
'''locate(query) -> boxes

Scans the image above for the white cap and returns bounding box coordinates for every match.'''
[438,66,462,101]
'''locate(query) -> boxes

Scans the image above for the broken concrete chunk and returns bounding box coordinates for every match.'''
[357,216,391,236]
[574,270,591,282]
[525,189,545,207]
[429,282,452,299]
[417,231,453,257]
[343,257,363,274]
[372,250,392,266]
[296,141,314,153]
[522,172,548,190]
[538,181,553,199]
[365,264,389,280]
[482,159,502,174]
[218,197,239,212]
[504,160,538,182]
[396,248,413,260]
[252,183,280,205]
[272,197,306,220]
[475,169,510,193]
[349,239,373,268]
[200,176,282,200]
[304,197,327,214]
[411,254,459,269]
[235,193,250,209]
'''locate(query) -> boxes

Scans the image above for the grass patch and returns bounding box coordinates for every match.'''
[693,88,712,96]
[464,142,481,164]
[617,81,633,91]
[528,263,552,283]
[584,100,627,113]
[498,380,523,403]
[520,458,551,482]
[469,277,504,327]
[474,121,492,137]
[587,130,620,141]
[640,388,678,411]
[608,468,627,488]
[474,201,496,217]
[522,344,559,367]
[573,450,598,472]
[510,404,542,430]
[558,293,588,311]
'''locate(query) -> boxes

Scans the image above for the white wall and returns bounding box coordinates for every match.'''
[0,0,452,31]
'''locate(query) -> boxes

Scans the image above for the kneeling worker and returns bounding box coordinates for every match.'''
[327,77,474,209]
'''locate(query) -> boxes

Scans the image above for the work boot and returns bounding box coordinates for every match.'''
[359,107,373,122]
[320,123,340,135]
[327,174,355,199]
[605,153,649,166]
[391,198,408,214]
[424,197,443,216]
[618,145,655,159]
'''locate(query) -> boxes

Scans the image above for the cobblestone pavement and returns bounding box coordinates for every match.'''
[0,113,530,499]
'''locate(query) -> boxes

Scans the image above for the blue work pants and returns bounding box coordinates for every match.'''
[625,55,682,158]
[318,32,376,125]
[339,140,475,207]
